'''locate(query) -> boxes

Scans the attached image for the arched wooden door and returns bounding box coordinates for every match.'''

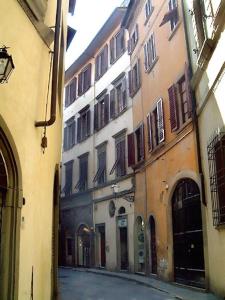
[149,216,157,274]
[172,179,205,287]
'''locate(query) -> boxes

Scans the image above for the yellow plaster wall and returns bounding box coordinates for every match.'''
[0,0,68,299]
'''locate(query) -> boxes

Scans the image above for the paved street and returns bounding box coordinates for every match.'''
[59,268,174,300]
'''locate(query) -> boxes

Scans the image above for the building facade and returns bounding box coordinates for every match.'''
[60,6,136,272]
[122,0,206,287]
[183,0,225,297]
[0,0,74,299]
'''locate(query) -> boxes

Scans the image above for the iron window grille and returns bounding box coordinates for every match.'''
[207,132,225,226]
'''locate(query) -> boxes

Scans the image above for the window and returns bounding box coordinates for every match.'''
[144,33,157,71]
[128,60,141,97]
[77,107,91,142]
[110,136,126,177]
[169,0,178,31]
[147,98,165,151]
[127,123,145,167]
[75,154,88,192]
[168,65,192,132]
[145,0,153,21]
[160,0,178,31]
[128,24,139,55]
[110,29,125,64]
[93,146,107,185]
[65,78,77,107]
[94,94,109,131]
[95,45,108,80]
[110,76,127,119]
[207,132,225,226]
[63,160,73,196]
[63,118,76,151]
[78,64,92,96]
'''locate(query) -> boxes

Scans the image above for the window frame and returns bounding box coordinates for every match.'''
[144,33,157,72]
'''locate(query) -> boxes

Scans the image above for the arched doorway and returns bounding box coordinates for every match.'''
[77,225,90,267]
[0,128,21,300]
[149,216,157,274]
[172,178,205,287]
[135,216,145,273]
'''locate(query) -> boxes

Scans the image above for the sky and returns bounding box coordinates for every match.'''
[66,0,124,69]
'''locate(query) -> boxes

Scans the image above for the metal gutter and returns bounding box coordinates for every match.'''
[35,0,62,127]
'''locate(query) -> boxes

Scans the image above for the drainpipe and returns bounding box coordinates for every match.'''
[35,0,62,127]
[181,0,206,205]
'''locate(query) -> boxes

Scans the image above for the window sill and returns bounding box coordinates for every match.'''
[149,141,165,155]
[144,7,154,26]
[110,49,125,66]
[168,21,181,42]
[145,56,159,74]
[174,118,192,136]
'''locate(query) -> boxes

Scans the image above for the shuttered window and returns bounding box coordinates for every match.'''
[110,136,126,177]
[145,0,153,20]
[95,45,108,80]
[147,113,153,151]
[63,161,73,196]
[94,94,109,131]
[160,0,178,30]
[135,123,145,162]
[127,133,136,166]
[148,98,165,149]
[168,64,192,132]
[93,147,107,185]
[75,155,88,191]
[144,33,156,71]
[77,109,91,142]
[110,29,125,64]
[128,24,139,55]
[78,64,92,96]
[63,119,76,151]
[110,75,127,120]
[129,60,141,97]
[65,77,77,107]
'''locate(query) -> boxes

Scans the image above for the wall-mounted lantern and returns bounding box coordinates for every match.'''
[0,46,15,84]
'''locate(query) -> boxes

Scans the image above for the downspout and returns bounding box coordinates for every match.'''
[35,0,62,127]
[181,0,206,205]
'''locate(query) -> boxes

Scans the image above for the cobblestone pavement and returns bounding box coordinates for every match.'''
[59,268,176,300]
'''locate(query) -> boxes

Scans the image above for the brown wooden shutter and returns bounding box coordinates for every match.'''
[127,39,132,55]
[110,89,116,119]
[119,29,125,54]
[137,59,141,89]
[120,139,126,176]
[168,84,179,131]
[140,123,145,159]
[71,120,76,145]
[147,114,153,151]
[104,94,109,125]
[103,45,108,73]
[86,110,91,136]
[63,127,68,150]
[77,117,81,142]
[122,77,127,110]
[128,70,133,96]
[135,24,139,43]
[71,78,76,102]
[128,133,136,166]
[65,86,69,107]
[157,98,165,143]
[185,63,192,118]
[110,37,115,64]
[78,73,82,96]
[86,63,92,91]
[144,44,149,71]
[94,103,99,131]
[95,56,99,80]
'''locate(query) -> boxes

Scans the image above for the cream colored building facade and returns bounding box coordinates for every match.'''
[184,0,225,297]
[0,0,72,299]
[61,6,135,272]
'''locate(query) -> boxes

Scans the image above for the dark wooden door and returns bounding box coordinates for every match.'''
[100,229,106,267]
[120,227,128,270]
[149,216,157,274]
[172,179,205,287]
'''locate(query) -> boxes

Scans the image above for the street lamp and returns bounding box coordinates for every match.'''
[0,46,15,83]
